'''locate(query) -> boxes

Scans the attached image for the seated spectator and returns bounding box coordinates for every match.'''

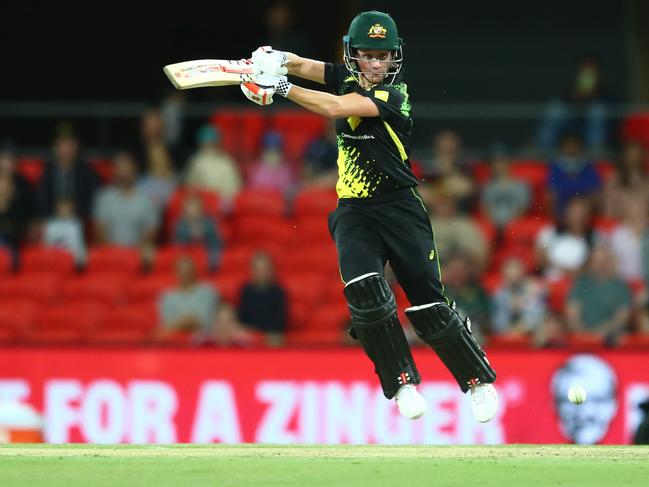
[158,255,218,341]
[211,302,259,347]
[301,120,338,188]
[43,197,86,266]
[442,251,491,342]
[238,251,287,347]
[173,195,222,270]
[93,152,158,256]
[35,123,100,219]
[602,141,649,219]
[420,130,476,213]
[566,245,632,345]
[608,194,648,281]
[138,142,177,217]
[491,257,547,336]
[247,131,296,196]
[536,196,596,280]
[481,143,531,232]
[428,183,488,271]
[545,130,602,218]
[0,143,33,261]
[536,56,611,157]
[132,107,179,172]
[185,125,242,206]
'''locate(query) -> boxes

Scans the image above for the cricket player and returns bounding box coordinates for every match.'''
[241,10,498,422]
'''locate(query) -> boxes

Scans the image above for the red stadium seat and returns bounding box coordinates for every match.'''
[210,109,265,162]
[270,111,327,164]
[25,302,105,344]
[293,188,339,218]
[481,272,503,295]
[21,247,76,276]
[292,216,332,246]
[209,272,247,305]
[0,272,63,304]
[502,216,551,247]
[618,333,649,350]
[285,328,345,347]
[233,216,295,246]
[17,157,45,185]
[279,245,339,277]
[281,273,326,308]
[565,332,604,348]
[62,273,127,306]
[0,300,39,343]
[547,276,574,313]
[486,333,532,349]
[126,274,175,304]
[232,190,286,219]
[87,303,158,345]
[594,161,615,181]
[622,113,649,148]
[152,246,210,276]
[0,247,12,277]
[86,246,142,275]
[302,302,350,332]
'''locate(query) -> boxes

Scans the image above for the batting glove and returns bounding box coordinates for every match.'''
[240,81,275,106]
[251,46,288,77]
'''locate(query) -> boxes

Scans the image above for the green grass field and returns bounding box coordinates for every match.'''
[1,444,647,487]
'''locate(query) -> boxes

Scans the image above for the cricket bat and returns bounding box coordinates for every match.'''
[163,59,256,90]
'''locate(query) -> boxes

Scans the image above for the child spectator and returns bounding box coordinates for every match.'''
[173,195,223,270]
[43,197,87,266]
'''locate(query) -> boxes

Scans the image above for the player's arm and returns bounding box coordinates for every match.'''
[287,85,379,118]
[284,53,325,84]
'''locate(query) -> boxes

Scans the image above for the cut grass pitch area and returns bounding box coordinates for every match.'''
[1,445,648,487]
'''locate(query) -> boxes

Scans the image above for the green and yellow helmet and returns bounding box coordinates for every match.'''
[343,10,403,85]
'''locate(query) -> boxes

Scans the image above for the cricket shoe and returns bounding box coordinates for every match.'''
[395,384,427,420]
[469,383,498,423]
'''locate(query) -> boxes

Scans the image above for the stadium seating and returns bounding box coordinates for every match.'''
[292,188,339,218]
[152,246,210,276]
[0,300,39,343]
[0,272,63,304]
[0,248,11,277]
[17,157,45,185]
[232,189,286,219]
[21,247,76,276]
[86,246,142,275]
[87,303,158,345]
[25,302,105,344]
[62,273,127,306]
[126,274,175,304]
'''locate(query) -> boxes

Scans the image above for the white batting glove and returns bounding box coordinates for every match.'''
[251,46,288,77]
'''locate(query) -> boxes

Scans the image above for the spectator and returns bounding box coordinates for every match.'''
[248,131,296,196]
[238,251,287,346]
[0,141,34,224]
[133,108,178,172]
[0,143,33,259]
[301,120,338,188]
[43,197,86,266]
[138,142,177,217]
[35,124,100,219]
[428,183,488,271]
[442,252,491,342]
[545,130,602,218]
[93,152,158,253]
[608,194,648,281]
[211,302,259,347]
[536,56,611,157]
[481,142,531,232]
[536,197,596,280]
[173,195,223,269]
[491,257,547,336]
[158,255,218,341]
[185,125,242,205]
[566,245,632,345]
[420,130,475,213]
[602,141,648,219]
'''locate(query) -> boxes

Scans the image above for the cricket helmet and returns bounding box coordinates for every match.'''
[343,10,403,84]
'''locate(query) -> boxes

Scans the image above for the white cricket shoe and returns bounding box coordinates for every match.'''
[470,383,498,423]
[395,384,427,420]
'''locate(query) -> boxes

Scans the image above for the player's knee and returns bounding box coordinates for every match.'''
[405,301,461,341]
[344,273,396,327]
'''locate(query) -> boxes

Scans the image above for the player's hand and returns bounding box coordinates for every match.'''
[240,81,275,106]
[251,46,288,77]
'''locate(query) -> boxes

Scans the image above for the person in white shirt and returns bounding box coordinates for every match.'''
[44,197,87,265]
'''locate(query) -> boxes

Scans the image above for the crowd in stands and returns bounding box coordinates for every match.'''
[1,100,649,350]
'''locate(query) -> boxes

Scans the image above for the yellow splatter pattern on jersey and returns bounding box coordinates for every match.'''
[335,136,382,198]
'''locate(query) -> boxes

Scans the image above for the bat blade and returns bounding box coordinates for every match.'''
[163,59,256,90]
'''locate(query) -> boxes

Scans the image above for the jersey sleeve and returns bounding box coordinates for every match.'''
[364,86,407,120]
[324,63,349,94]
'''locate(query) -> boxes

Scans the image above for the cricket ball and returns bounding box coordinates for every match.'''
[568,385,587,405]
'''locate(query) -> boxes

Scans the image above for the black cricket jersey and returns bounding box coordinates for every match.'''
[324,63,418,199]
